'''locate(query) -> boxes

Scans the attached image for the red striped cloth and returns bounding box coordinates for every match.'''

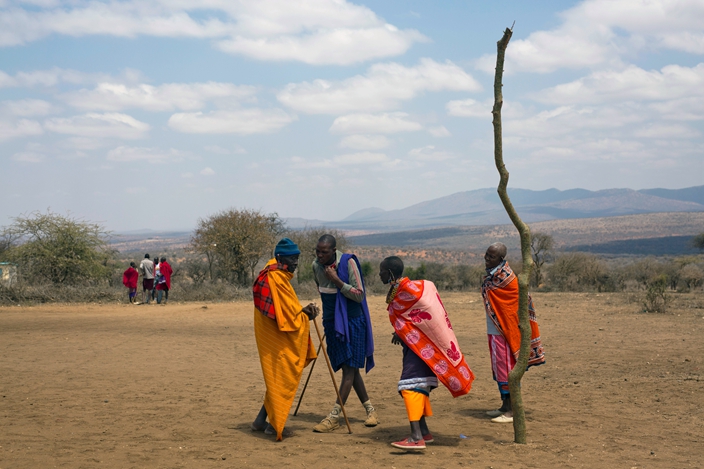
[253,263,283,319]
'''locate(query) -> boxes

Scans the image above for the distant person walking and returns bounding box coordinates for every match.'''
[122,262,139,304]
[482,242,545,423]
[139,254,155,304]
[152,257,160,302]
[156,257,172,305]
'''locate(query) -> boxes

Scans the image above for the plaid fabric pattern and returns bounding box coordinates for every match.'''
[252,263,282,319]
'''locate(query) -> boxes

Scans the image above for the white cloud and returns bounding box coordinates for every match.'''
[291,151,399,169]
[62,81,257,111]
[338,134,390,150]
[0,3,233,47]
[60,137,107,150]
[333,152,389,166]
[632,123,701,139]
[427,126,450,137]
[217,25,425,65]
[446,98,527,119]
[330,112,423,134]
[0,67,111,87]
[408,145,455,161]
[200,167,215,176]
[1,99,55,116]
[506,105,645,140]
[0,1,426,64]
[475,0,704,74]
[446,98,489,118]
[0,118,43,141]
[533,64,704,105]
[204,144,248,155]
[168,108,296,134]
[106,146,182,163]
[498,97,702,168]
[209,1,428,65]
[11,151,44,163]
[204,145,229,154]
[650,97,704,121]
[45,112,150,139]
[278,58,480,114]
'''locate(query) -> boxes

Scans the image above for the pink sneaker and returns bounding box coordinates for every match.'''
[391,437,426,451]
[423,433,434,443]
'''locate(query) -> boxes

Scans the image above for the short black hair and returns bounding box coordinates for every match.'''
[130,262,136,268]
[144,253,150,259]
[381,256,404,278]
[160,257,166,263]
[318,234,336,249]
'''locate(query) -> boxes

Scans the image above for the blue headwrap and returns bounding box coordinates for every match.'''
[274,238,300,257]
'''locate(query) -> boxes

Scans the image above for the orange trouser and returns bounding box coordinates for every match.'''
[401,390,433,422]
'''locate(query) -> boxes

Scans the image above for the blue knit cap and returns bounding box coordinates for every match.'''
[274,238,300,257]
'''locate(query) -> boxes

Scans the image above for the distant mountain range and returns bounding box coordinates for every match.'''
[111,185,704,255]
[288,185,704,232]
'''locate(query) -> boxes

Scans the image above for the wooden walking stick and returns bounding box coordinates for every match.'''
[293,333,325,416]
[312,315,352,434]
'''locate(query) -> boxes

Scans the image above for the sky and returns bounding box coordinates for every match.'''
[1,0,703,231]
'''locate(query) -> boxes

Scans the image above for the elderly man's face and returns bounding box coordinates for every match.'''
[277,254,300,273]
[484,245,503,269]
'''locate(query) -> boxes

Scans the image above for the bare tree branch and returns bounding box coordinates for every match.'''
[491,26,533,444]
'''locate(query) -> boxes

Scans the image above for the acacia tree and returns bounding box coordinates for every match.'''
[189,209,284,285]
[692,233,704,251]
[491,25,533,444]
[0,210,112,284]
[530,232,554,288]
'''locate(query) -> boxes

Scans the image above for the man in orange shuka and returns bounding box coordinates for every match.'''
[250,238,318,441]
[482,242,545,423]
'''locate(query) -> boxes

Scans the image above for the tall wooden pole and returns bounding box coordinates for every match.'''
[491,25,534,445]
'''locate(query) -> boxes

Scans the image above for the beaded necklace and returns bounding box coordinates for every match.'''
[385,280,400,305]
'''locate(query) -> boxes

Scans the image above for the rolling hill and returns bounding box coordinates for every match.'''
[325,185,704,231]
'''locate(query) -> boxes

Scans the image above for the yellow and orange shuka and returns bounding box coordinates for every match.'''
[253,259,316,441]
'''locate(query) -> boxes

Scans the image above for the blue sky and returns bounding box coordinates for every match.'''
[1,0,703,231]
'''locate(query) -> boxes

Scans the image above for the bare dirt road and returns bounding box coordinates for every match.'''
[1,292,702,469]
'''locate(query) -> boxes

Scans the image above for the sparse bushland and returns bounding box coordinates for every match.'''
[2,211,702,307]
[0,210,114,285]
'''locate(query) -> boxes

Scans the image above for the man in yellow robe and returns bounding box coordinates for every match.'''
[251,238,318,441]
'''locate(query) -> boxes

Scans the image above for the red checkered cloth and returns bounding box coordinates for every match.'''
[253,263,283,319]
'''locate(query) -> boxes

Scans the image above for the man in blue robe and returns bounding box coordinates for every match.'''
[311,234,377,432]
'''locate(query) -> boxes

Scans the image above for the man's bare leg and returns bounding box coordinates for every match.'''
[409,420,423,442]
[251,405,267,431]
[391,417,429,450]
[335,365,366,405]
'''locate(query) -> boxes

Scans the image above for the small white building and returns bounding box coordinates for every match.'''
[0,262,17,287]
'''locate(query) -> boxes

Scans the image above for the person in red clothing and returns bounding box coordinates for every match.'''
[155,257,173,305]
[122,262,139,304]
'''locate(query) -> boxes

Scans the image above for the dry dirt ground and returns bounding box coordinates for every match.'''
[1,292,703,469]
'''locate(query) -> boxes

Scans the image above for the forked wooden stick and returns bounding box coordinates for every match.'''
[312,316,352,434]
[293,333,325,416]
